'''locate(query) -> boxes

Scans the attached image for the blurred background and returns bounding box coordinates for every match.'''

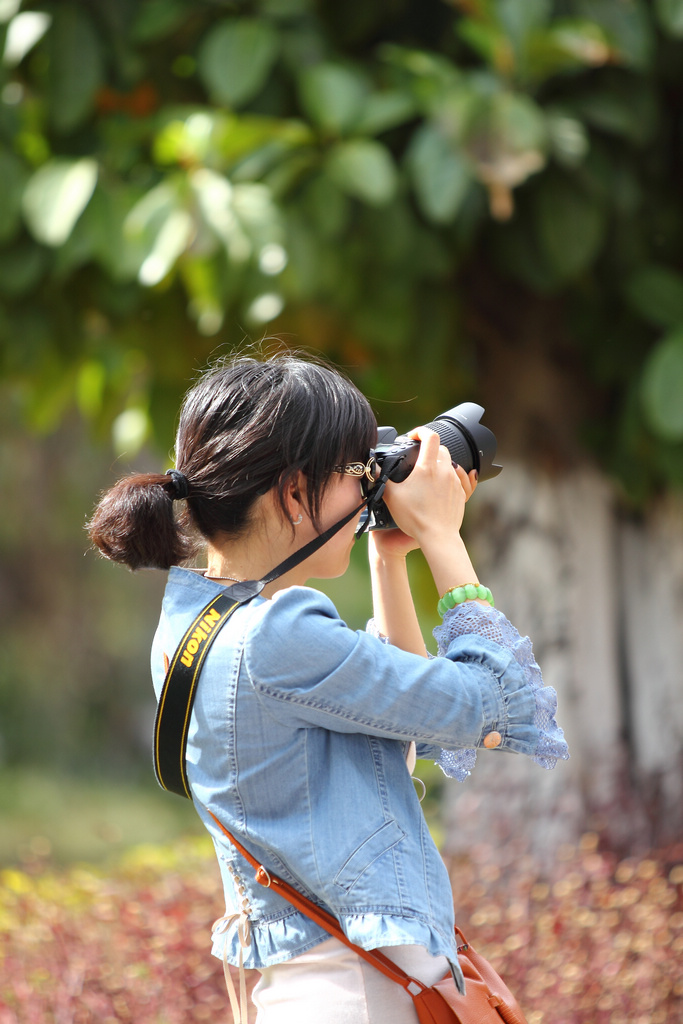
[1,0,682,872]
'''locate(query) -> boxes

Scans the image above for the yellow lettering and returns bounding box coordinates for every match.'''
[177,608,222,670]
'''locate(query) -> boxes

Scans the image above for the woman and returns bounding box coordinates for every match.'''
[89,352,568,1024]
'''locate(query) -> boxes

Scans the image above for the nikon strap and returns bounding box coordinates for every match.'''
[153,493,378,799]
[153,582,261,798]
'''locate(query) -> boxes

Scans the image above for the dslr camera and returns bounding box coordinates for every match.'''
[360,403,501,531]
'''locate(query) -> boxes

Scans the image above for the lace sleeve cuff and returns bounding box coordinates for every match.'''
[432,602,569,781]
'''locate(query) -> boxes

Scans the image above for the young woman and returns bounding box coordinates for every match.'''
[89,352,568,1024]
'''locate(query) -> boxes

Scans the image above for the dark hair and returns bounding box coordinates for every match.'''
[88,353,377,570]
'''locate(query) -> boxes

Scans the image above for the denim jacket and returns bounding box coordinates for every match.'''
[151,567,568,982]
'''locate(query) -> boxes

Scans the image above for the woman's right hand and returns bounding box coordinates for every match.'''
[381,427,476,547]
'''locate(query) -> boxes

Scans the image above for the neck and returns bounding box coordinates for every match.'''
[205,496,312,598]
[205,548,311,598]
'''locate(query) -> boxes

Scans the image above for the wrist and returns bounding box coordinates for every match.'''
[369,547,408,575]
[421,535,479,597]
[368,532,412,567]
[417,524,464,555]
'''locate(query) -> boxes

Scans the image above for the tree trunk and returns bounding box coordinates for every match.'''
[443,465,683,859]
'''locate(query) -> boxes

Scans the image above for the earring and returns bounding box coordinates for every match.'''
[292,513,303,525]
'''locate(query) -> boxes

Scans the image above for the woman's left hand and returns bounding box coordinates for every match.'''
[368,525,420,562]
[455,464,479,502]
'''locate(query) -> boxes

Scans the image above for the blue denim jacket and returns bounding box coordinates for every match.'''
[151,567,568,980]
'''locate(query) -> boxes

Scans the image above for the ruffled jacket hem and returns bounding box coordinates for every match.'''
[211,906,465,989]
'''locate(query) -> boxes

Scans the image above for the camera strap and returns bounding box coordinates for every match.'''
[154,492,382,798]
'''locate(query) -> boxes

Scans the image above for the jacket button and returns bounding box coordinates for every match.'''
[483,731,502,748]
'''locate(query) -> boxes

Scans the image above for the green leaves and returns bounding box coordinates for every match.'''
[297,62,416,157]
[326,140,397,205]
[124,180,192,286]
[354,91,417,136]
[565,76,658,146]
[455,0,655,85]
[0,240,48,297]
[2,10,51,66]
[526,19,612,79]
[122,166,284,335]
[298,63,370,135]
[22,158,98,247]
[295,62,412,208]
[198,18,279,107]
[576,0,654,70]
[625,267,683,329]
[132,0,190,43]
[46,4,104,134]
[456,0,614,83]
[0,149,27,243]
[0,0,678,501]
[153,110,313,178]
[533,173,605,280]
[627,267,683,442]
[407,122,470,223]
[642,330,683,441]
[462,90,548,218]
[545,110,589,168]
[655,0,683,36]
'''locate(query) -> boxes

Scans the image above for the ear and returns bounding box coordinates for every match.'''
[283,470,308,523]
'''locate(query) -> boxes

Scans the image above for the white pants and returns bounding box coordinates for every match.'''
[253,938,449,1024]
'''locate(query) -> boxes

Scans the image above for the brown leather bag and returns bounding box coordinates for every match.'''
[207,809,528,1024]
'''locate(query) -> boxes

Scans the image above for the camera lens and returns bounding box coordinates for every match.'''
[421,416,476,472]
[358,401,501,534]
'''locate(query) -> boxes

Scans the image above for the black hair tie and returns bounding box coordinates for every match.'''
[165,469,190,500]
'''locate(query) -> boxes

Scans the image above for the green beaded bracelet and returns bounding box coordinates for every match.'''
[437,583,494,617]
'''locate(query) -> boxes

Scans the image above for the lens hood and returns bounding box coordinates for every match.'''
[427,403,502,482]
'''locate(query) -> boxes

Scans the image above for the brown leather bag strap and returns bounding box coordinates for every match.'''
[206,808,430,997]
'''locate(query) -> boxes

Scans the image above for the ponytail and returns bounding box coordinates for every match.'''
[88,473,194,570]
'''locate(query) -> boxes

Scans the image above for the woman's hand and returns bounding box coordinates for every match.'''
[454,463,478,501]
[368,526,420,563]
[380,428,478,548]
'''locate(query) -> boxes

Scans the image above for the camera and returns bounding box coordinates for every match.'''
[360,403,502,531]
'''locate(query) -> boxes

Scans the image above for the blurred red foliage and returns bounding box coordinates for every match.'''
[1,834,681,1024]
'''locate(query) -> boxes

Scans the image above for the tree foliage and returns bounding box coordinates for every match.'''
[0,0,682,496]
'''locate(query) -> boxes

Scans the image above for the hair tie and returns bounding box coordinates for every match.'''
[165,469,190,500]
